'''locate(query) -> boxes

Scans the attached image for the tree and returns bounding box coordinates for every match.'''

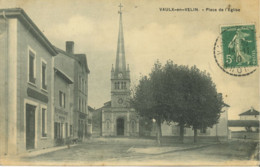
[132,60,224,144]
[161,61,224,143]
[131,61,167,144]
[163,61,189,142]
[182,66,224,143]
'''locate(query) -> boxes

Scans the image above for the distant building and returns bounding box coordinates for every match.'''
[88,106,95,136]
[228,107,259,139]
[0,8,57,155]
[160,104,230,139]
[91,107,102,137]
[101,7,139,136]
[239,107,259,120]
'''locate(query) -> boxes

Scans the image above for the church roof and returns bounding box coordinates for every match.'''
[103,101,111,107]
[115,4,126,74]
[239,108,259,116]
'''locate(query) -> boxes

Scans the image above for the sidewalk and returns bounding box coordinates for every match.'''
[20,144,78,158]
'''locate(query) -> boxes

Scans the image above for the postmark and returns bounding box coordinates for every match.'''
[214,24,258,76]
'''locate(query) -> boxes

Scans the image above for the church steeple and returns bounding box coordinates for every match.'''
[115,3,126,74]
[111,4,131,108]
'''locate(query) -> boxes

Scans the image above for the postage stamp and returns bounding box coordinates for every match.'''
[214,24,258,77]
[221,25,257,68]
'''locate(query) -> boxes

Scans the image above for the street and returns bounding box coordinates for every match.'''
[14,137,258,166]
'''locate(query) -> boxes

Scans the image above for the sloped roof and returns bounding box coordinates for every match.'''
[88,106,95,112]
[75,54,90,73]
[55,47,90,74]
[55,46,76,60]
[223,103,230,107]
[239,108,259,116]
[103,101,111,108]
[54,68,73,84]
[0,8,57,56]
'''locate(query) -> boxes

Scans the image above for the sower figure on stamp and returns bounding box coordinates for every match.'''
[228,28,252,65]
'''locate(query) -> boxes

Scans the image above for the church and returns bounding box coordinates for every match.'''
[101,5,139,136]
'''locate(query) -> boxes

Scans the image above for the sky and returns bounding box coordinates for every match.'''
[1,0,259,119]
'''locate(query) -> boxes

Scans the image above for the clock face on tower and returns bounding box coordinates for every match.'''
[118,98,123,104]
[118,73,123,78]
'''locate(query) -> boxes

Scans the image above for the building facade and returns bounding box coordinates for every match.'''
[53,47,74,145]
[101,7,139,137]
[55,42,90,141]
[0,8,57,155]
[0,8,90,156]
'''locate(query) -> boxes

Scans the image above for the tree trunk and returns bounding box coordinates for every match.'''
[194,128,197,143]
[179,122,184,143]
[156,118,162,145]
[159,123,162,138]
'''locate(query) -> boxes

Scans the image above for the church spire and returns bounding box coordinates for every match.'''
[115,3,126,74]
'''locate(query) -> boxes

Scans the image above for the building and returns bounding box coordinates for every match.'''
[53,46,74,145]
[55,42,90,141]
[160,104,230,140]
[0,8,58,155]
[0,8,90,155]
[87,106,95,136]
[239,107,259,120]
[91,107,102,137]
[101,6,139,136]
[228,107,259,139]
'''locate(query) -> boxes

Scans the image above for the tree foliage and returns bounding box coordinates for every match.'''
[132,60,224,143]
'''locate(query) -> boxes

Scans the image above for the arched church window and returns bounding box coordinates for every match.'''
[131,120,135,133]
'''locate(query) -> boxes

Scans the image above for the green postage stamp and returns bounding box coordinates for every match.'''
[221,25,257,68]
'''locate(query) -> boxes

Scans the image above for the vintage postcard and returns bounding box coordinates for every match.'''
[0,0,259,166]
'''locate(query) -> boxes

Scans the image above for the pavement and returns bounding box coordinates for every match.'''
[1,137,258,166]
[19,143,78,158]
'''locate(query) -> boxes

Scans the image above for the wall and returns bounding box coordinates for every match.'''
[17,18,54,153]
[54,73,73,140]
[73,56,89,140]
[231,131,259,140]
[54,52,75,139]
[240,115,259,120]
[0,18,8,155]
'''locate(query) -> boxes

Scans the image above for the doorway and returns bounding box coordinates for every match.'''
[26,104,36,150]
[117,118,124,136]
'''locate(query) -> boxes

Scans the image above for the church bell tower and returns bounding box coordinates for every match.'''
[111,4,131,108]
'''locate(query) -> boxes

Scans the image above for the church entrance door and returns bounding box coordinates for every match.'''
[117,118,124,136]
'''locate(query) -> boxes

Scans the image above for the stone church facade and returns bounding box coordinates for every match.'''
[101,6,139,136]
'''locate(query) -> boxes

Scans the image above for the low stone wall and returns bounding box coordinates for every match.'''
[231,132,259,140]
[160,136,228,143]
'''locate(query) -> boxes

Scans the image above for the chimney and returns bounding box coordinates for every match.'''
[66,41,74,54]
